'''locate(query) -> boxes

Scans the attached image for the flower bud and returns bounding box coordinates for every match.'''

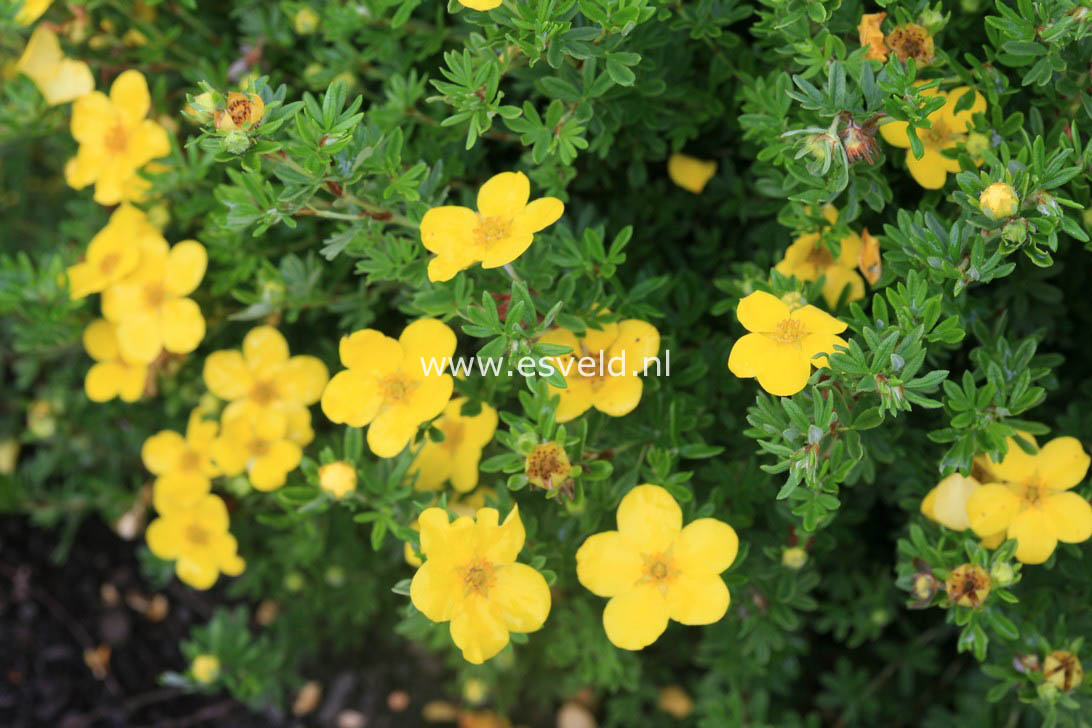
[667,153,717,194]
[220,129,252,155]
[965,132,990,159]
[191,654,220,683]
[782,546,808,570]
[1043,650,1084,692]
[945,563,990,608]
[319,461,357,499]
[294,6,320,34]
[979,182,1019,220]
[27,400,56,438]
[215,92,265,131]
[1001,218,1028,246]
[183,91,216,125]
[989,561,1015,587]
[0,438,19,475]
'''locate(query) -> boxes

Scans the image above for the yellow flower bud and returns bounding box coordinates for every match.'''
[782,546,808,569]
[462,678,488,704]
[945,563,990,608]
[294,6,320,34]
[191,654,220,683]
[215,92,265,131]
[1043,650,1084,692]
[989,561,1015,587]
[27,400,56,438]
[319,461,357,498]
[979,182,1019,220]
[0,439,19,475]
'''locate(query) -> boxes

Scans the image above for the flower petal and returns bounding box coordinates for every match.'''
[280,356,329,405]
[480,232,534,269]
[878,119,911,148]
[400,318,457,370]
[592,373,643,418]
[339,329,402,373]
[905,148,948,190]
[674,518,739,576]
[367,407,418,458]
[421,205,479,255]
[83,319,119,362]
[1008,508,1058,564]
[321,370,382,427]
[943,86,986,133]
[477,171,529,219]
[116,313,163,364]
[1036,437,1091,491]
[145,517,183,560]
[966,483,1021,537]
[575,531,643,597]
[603,583,670,650]
[449,597,510,664]
[141,430,185,474]
[410,558,460,622]
[489,562,551,632]
[755,345,811,397]
[736,291,789,333]
[243,326,289,373]
[164,240,207,297]
[665,573,730,625]
[1042,492,1092,544]
[609,320,660,374]
[203,350,253,400]
[110,69,150,127]
[160,298,205,355]
[727,332,777,379]
[617,484,682,553]
[511,196,564,234]
[474,506,525,565]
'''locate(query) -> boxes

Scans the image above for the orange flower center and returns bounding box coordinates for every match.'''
[922,120,952,147]
[251,380,277,405]
[806,244,834,268]
[228,99,253,126]
[249,439,270,456]
[143,282,167,308]
[381,374,417,402]
[459,558,496,596]
[769,318,808,345]
[179,449,202,471]
[1014,478,1046,506]
[99,252,122,275]
[474,216,511,248]
[642,553,677,587]
[185,523,209,546]
[104,123,129,154]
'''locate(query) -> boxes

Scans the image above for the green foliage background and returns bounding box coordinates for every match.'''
[3,0,1092,725]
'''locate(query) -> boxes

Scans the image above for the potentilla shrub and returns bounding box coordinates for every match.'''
[2,0,1092,724]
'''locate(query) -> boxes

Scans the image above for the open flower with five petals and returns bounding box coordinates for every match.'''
[82,319,147,403]
[421,172,564,282]
[409,397,498,492]
[576,484,739,650]
[67,204,162,299]
[774,205,866,308]
[211,413,303,492]
[321,318,455,457]
[728,291,848,397]
[142,411,220,513]
[966,435,1092,564]
[409,504,550,664]
[538,318,660,423]
[145,493,245,589]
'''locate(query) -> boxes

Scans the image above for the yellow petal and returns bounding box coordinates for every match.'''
[243,326,289,373]
[203,350,253,400]
[410,558,461,622]
[592,373,643,417]
[70,91,113,144]
[820,266,866,308]
[449,446,482,493]
[966,483,1021,537]
[126,119,170,163]
[145,517,183,559]
[480,231,534,269]
[1041,492,1092,544]
[474,506,525,565]
[667,153,717,194]
[153,471,211,513]
[791,305,848,335]
[983,436,1039,484]
[1036,437,1091,491]
[512,196,564,235]
[489,562,550,632]
[879,119,911,148]
[85,362,121,401]
[339,329,403,372]
[38,58,94,106]
[943,86,986,133]
[727,332,777,379]
[420,205,479,255]
[800,332,848,369]
[737,291,790,333]
[16,0,52,25]
[428,255,469,282]
[905,148,948,190]
[932,474,980,531]
[609,320,660,373]
[665,573,730,625]
[674,518,739,575]
[921,486,938,521]
[575,530,643,597]
[160,298,205,354]
[321,370,382,427]
[83,319,119,362]
[458,0,503,10]
[476,171,529,219]
[399,318,457,370]
[550,376,595,423]
[410,441,451,491]
[603,583,670,650]
[116,313,163,364]
[118,363,147,401]
[141,429,185,474]
[617,484,682,553]
[165,240,207,297]
[367,407,418,458]
[176,557,219,590]
[402,372,454,424]
[110,69,151,127]
[281,356,329,405]
[449,597,510,664]
[1008,508,1058,564]
[755,345,812,397]
[250,441,301,491]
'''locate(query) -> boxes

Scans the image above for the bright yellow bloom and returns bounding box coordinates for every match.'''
[967,435,1092,564]
[15,0,52,25]
[15,26,94,106]
[409,505,550,664]
[728,291,848,397]
[858,12,887,61]
[214,92,265,131]
[211,413,303,492]
[404,488,493,567]
[1044,651,1084,692]
[945,563,990,608]
[145,493,245,589]
[190,654,220,683]
[774,205,866,308]
[421,172,564,282]
[409,398,498,492]
[82,319,148,402]
[576,484,738,650]
[979,182,1019,220]
[67,204,161,299]
[100,236,207,364]
[538,318,660,423]
[321,319,455,458]
[880,86,986,189]
[66,70,170,205]
[458,0,502,10]
[142,410,220,513]
[921,473,981,532]
[667,153,717,194]
[203,326,328,442]
[319,461,357,498]
[885,23,934,66]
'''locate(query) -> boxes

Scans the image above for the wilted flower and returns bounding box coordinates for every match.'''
[945,563,990,607]
[886,23,934,66]
[858,12,887,61]
[1043,651,1084,692]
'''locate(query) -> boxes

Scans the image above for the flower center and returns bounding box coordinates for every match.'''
[922,121,951,146]
[440,421,465,450]
[1016,478,1045,506]
[99,252,122,275]
[806,244,834,268]
[768,318,808,345]
[143,282,167,308]
[249,439,270,456]
[251,380,277,405]
[228,99,253,126]
[474,216,511,248]
[179,450,202,471]
[642,552,676,586]
[459,558,496,596]
[381,374,416,402]
[185,524,209,546]
[104,123,129,154]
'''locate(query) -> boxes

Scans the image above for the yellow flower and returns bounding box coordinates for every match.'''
[409,398,498,492]
[319,461,357,498]
[82,318,148,402]
[145,493,245,589]
[211,413,303,491]
[1043,651,1084,692]
[945,563,990,608]
[879,86,986,189]
[409,504,550,664]
[403,488,493,567]
[0,439,20,475]
[667,153,717,194]
[885,23,934,66]
[190,654,220,683]
[421,172,564,282]
[15,26,94,106]
[66,70,170,205]
[100,237,207,364]
[67,204,160,299]
[920,473,981,532]
[16,0,52,25]
[203,326,328,442]
[857,228,882,286]
[142,410,220,513]
[979,182,1019,220]
[294,6,320,34]
[966,435,1092,564]
[524,441,571,490]
[458,0,502,10]
[728,291,848,397]
[781,546,808,570]
[858,12,887,62]
[538,318,660,423]
[214,92,265,131]
[576,484,738,650]
[774,205,866,308]
[321,318,455,458]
